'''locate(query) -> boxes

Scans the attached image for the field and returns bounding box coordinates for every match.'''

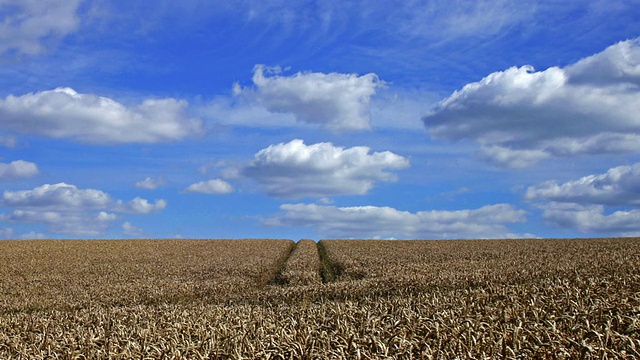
[0,238,639,359]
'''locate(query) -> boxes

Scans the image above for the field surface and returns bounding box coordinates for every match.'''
[0,238,639,359]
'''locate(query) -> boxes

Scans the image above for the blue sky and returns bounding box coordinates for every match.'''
[1,0,640,240]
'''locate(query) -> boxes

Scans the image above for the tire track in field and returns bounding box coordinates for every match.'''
[317,240,343,283]
[270,239,340,286]
[259,240,296,287]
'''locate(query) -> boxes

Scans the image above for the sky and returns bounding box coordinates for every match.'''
[1,0,640,240]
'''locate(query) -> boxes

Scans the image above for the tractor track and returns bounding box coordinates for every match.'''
[268,240,341,286]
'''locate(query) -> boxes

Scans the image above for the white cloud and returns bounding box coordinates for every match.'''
[0,87,203,144]
[526,163,640,234]
[0,160,38,180]
[97,211,117,222]
[122,221,145,236]
[0,183,166,236]
[2,183,112,210]
[183,179,233,195]
[242,139,409,199]
[135,176,165,190]
[538,203,640,234]
[119,197,167,214]
[0,0,82,55]
[0,209,107,236]
[423,38,640,167]
[236,65,383,131]
[526,163,640,206]
[1,209,62,223]
[266,203,528,239]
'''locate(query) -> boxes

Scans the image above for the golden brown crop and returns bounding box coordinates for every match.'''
[0,238,638,358]
[273,239,322,286]
[0,239,293,311]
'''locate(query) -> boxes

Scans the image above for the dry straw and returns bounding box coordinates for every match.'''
[0,238,638,358]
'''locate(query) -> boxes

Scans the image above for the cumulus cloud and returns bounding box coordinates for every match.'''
[0,209,112,237]
[527,163,640,234]
[0,183,167,236]
[135,176,165,190]
[526,163,640,206]
[0,0,82,55]
[2,183,112,210]
[242,139,409,198]
[119,197,167,214]
[183,179,233,195]
[0,160,38,180]
[122,222,145,236]
[97,211,117,222]
[266,203,528,239]
[423,38,640,167]
[0,87,203,144]
[236,65,383,131]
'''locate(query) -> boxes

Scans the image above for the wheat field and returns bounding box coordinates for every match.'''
[0,238,639,358]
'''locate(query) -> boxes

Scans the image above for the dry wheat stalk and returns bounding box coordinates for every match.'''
[0,238,638,358]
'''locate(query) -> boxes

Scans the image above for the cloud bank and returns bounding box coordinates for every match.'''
[0,88,203,144]
[423,38,640,167]
[236,66,383,131]
[526,163,640,206]
[0,183,166,236]
[266,203,528,239]
[535,203,640,235]
[242,139,409,199]
[526,162,640,234]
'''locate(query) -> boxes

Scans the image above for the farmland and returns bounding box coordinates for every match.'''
[0,238,639,358]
